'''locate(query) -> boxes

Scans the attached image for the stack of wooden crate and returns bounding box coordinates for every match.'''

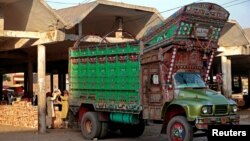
[0,101,38,128]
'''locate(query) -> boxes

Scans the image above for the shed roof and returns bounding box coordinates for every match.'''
[56,0,163,29]
[56,1,97,28]
[56,0,163,39]
[1,0,66,32]
[244,28,250,42]
[218,19,249,47]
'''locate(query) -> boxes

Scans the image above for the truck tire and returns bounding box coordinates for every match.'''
[109,122,119,132]
[120,120,145,137]
[167,116,193,141]
[99,122,109,139]
[80,112,101,140]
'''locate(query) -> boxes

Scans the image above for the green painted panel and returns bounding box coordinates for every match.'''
[148,24,177,45]
[69,42,141,113]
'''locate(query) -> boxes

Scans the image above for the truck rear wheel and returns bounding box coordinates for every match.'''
[120,120,145,137]
[99,122,109,139]
[167,116,193,141]
[81,112,101,140]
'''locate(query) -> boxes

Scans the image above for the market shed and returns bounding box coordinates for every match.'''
[0,0,68,133]
[0,0,68,96]
[214,20,250,97]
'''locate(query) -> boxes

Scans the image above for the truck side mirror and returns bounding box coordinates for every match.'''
[152,74,159,85]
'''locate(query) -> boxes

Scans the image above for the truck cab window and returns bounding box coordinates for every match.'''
[173,72,206,88]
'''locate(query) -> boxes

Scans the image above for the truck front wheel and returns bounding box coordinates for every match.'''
[81,112,101,140]
[167,116,193,141]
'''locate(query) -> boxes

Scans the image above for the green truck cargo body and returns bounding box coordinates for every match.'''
[69,42,142,113]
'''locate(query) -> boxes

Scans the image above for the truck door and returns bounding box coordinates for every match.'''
[142,63,163,105]
[141,50,164,120]
[148,70,162,105]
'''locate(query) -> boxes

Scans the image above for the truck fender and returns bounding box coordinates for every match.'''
[161,103,188,134]
[78,104,109,123]
[162,103,188,118]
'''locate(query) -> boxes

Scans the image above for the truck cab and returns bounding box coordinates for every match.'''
[140,2,239,140]
[171,72,238,131]
[159,72,239,140]
[140,49,239,141]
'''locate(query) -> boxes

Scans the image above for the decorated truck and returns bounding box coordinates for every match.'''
[69,2,239,141]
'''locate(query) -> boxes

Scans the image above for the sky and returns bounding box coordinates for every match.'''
[46,0,250,28]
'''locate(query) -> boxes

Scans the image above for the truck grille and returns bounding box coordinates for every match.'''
[214,105,228,115]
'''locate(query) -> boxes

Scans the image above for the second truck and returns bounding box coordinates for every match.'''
[69,2,239,141]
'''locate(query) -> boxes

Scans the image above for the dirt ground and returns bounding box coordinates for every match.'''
[0,109,249,141]
[0,125,207,141]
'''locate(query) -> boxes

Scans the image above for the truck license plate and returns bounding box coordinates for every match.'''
[196,28,209,37]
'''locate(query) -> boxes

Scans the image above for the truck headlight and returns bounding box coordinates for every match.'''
[232,105,237,113]
[202,107,208,114]
[201,106,212,114]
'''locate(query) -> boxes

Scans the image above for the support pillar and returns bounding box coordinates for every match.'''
[221,56,232,98]
[0,5,4,34]
[209,67,214,89]
[50,72,54,93]
[28,61,33,97]
[24,71,28,96]
[58,72,66,91]
[58,72,62,91]
[37,45,46,133]
[228,57,232,96]
[62,73,66,91]
[78,22,82,36]
[0,74,3,101]
[248,71,250,95]
[216,59,222,92]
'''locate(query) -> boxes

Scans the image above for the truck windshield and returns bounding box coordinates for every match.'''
[173,72,206,88]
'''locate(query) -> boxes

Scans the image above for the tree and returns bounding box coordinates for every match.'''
[3,74,11,81]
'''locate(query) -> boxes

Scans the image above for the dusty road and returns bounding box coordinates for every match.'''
[0,124,207,141]
[0,109,249,141]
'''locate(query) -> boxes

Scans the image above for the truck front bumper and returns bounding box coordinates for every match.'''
[195,114,240,129]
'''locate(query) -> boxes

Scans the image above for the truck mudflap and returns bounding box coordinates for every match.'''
[195,115,240,129]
